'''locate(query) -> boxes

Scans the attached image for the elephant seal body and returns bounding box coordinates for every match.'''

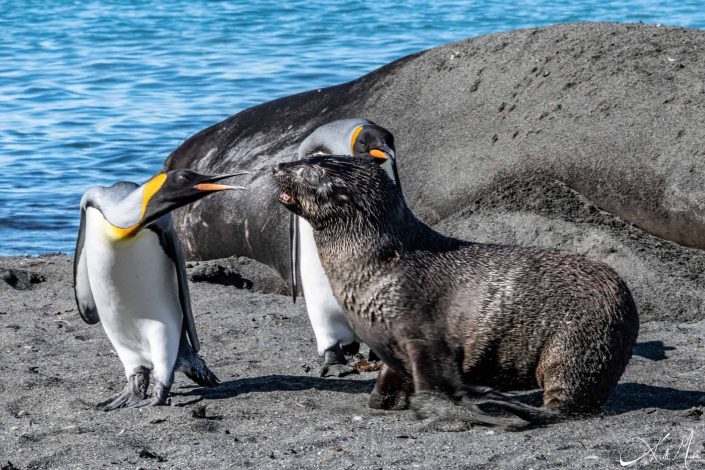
[273,156,639,423]
[164,23,705,323]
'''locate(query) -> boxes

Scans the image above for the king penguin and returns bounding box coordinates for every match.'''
[292,119,402,377]
[74,168,247,410]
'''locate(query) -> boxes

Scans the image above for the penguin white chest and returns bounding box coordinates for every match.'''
[84,208,182,362]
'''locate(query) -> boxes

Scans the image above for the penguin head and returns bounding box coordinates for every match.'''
[108,169,247,239]
[350,123,396,167]
[273,155,399,231]
[298,119,400,188]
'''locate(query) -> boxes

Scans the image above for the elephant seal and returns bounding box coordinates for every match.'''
[163,23,705,324]
[272,156,639,426]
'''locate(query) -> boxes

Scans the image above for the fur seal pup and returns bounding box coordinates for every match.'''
[74,169,246,410]
[273,156,639,426]
[293,119,400,377]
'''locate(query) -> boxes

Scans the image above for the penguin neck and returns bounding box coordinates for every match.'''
[101,187,147,240]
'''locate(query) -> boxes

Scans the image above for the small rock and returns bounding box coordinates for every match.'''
[191,404,207,419]
[138,449,166,462]
[684,407,703,419]
[1,269,45,290]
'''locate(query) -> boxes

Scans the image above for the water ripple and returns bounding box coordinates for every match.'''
[2,0,704,255]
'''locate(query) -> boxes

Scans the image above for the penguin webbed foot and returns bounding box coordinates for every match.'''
[127,382,172,408]
[319,343,357,378]
[97,366,150,411]
[366,348,380,363]
[340,341,360,356]
[320,363,357,378]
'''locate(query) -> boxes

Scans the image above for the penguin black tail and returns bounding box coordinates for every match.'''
[176,337,220,387]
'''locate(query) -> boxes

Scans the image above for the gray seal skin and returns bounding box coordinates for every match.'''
[273,156,639,426]
[163,24,705,290]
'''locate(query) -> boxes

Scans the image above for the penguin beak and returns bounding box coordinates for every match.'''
[137,170,249,231]
[369,146,393,162]
[193,171,249,192]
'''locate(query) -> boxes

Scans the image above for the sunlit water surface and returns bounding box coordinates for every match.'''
[2,0,704,255]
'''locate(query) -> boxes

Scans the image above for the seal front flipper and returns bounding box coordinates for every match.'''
[320,344,357,377]
[404,339,529,429]
[412,392,528,430]
[73,202,99,324]
[369,363,412,410]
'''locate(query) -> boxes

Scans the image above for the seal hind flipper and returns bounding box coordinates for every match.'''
[73,203,100,324]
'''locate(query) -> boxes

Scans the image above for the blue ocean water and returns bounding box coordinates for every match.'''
[2,1,705,256]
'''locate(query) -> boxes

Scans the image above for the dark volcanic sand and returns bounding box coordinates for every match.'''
[2,255,705,469]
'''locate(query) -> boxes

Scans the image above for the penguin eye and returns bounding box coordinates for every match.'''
[176,173,190,185]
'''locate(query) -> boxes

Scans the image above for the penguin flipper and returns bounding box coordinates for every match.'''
[74,204,100,324]
[289,212,299,303]
[147,217,200,353]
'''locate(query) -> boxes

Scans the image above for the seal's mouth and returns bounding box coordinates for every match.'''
[278,191,297,207]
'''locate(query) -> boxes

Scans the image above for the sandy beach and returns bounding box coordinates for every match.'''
[2,254,705,469]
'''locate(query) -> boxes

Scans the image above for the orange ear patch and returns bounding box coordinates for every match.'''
[350,126,364,154]
[140,173,168,219]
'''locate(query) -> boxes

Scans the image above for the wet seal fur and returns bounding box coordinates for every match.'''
[273,156,639,427]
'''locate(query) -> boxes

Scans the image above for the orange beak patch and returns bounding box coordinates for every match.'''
[369,149,388,160]
[194,183,234,191]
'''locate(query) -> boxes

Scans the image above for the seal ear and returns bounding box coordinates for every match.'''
[336,193,350,202]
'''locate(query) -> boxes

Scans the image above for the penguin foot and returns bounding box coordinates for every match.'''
[320,363,357,378]
[97,366,150,411]
[128,382,172,408]
[340,341,360,356]
[367,349,380,363]
[319,344,357,378]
